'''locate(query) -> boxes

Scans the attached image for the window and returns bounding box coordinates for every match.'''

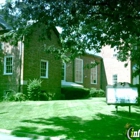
[113,48,118,58]
[91,62,97,84]
[112,74,118,84]
[113,53,117,57]
[4,56,13,75]
[75,58,83,83]
[40,60,48,78]
[61,62,66,81]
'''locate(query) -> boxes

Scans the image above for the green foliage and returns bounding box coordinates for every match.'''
[61,87,89,100]
[3,90,27,101]
[1,0,140,76]
[39,91,48,101]
[40,91,56,101]
[3,90,15,101]
[89,88,97,97]
[14,92,27,101]
[27,79,42,101]
[135,84,140,97]
[90,88,105,97]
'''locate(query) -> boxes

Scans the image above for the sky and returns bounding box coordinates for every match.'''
[0,0,5,4]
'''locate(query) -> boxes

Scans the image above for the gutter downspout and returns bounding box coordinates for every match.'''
[19,37,24,93]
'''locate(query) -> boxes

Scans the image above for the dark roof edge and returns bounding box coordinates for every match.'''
[0,15,12,30]
[84,52,102,59]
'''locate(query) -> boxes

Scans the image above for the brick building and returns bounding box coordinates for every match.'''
[0,20,61,99]
[61,53,103,90]
[1,16,136,99]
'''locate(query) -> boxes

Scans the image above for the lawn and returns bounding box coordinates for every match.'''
[0,98,139,140]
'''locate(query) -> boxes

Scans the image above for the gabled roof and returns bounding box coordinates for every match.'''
[0,15,11,32]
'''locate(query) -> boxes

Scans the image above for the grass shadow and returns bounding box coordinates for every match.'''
[11,111,140,140]
[0,112,7,114]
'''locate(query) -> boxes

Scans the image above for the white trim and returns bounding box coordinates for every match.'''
[40,60,48,78]
[3,55,13,75]
[75,58,83,83]
[90,61,97,84]
[21,80,27,85]
[20,41,24,85]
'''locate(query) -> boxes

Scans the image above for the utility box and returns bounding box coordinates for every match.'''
[106,82,139,105]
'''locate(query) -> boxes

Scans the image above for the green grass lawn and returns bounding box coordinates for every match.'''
[0,98,139,140]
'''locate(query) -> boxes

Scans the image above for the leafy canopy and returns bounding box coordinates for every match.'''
[1,0,140,74]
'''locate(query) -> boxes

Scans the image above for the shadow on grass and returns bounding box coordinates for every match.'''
[0,112,7,114]
[11,111,140,140]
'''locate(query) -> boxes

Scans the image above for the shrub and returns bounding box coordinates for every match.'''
[89,88,97,97]
[40,90,48,101]
[2,90,27,101]
[90,88,105,97]
[47,92,56,100]
[39,90,56,101]
[60,93,65,100]
[97,89,105,97]
[61,87,89,100]
[3,90,15,101]
[14,92,27,101]
[27,79,42,100]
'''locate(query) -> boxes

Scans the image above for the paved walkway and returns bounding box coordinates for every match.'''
[0,132,32,140]
[0,129,64,140]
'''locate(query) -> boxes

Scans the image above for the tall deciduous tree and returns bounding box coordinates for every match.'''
[0,0,140,75]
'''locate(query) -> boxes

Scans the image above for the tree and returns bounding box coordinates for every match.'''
[0,0,140,75]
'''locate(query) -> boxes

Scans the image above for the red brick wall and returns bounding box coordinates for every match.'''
[0,43,21,98]
[65,53,102,89]
[81,54,102,89]
[0,25,61,100]
[23,26,61,99]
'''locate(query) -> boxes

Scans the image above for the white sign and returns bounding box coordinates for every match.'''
[106,87,138,104]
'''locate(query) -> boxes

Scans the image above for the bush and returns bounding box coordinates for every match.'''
[61,87,89,100]
[27,79,42,100]
[90,88,105,97]
[3,90,27,101]
[3,90,15,101]
[89,88,97,97]
[39,90,48,101]
[97,89,105,97]
[47,92,56,100]
[39,90,56,101]
[14,92,27,101]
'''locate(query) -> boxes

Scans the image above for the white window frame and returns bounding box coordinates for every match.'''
[62,62,66,81]
[40,60,48,78]
[75,58,83,83]
[90,61,97,84]
[4,55,13,75]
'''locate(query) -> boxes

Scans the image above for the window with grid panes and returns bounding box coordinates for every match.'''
[40,60,48,78]
[112,74,118,84]
[4,56,13,75]
[91,61,97,84]
[75,58,83,83]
